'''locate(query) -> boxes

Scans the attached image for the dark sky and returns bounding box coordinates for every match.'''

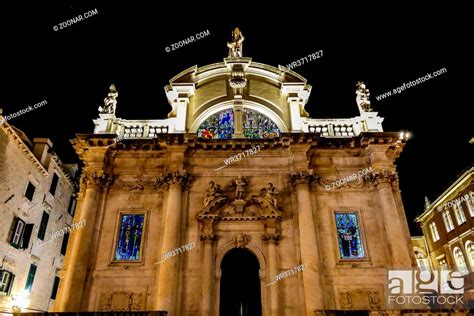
[0,2,472,234]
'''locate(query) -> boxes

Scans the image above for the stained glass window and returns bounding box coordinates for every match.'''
[115,214,144,261]
[197,109,234,139]
[242,109,280,139]
[335,212,365,259]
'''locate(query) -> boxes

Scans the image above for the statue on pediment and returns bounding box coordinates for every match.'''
[227,27,245,58]
[99,84,118,115]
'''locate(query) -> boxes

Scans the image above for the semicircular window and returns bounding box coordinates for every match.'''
[243,109,280,139]
[197,109,234,139]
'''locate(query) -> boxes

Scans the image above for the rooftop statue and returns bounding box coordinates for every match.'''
[227,27,245,58]
[99,84,118,115]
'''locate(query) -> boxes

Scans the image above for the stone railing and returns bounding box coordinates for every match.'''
[303,114,384,137]
[93,114,174,138]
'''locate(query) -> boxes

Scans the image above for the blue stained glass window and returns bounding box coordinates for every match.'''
[197,109,234,139]
[242,109,280,139]
[335,212,365,259]
[115,214,144,261]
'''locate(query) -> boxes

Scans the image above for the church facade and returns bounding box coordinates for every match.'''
[53,30,415,315]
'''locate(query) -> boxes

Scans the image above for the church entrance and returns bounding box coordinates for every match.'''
[219,248,262,316]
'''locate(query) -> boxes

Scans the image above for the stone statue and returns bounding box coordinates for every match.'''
[99,84,118,115]
[204,181,223,207]
[355,81,373,112]
[234,175,247,200]
[260,183,279,208]
[227,27,245,58]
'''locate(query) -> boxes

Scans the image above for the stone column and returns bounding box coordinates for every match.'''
[56,172,111,311]
[201,233,215,316]
[371,170,413,268]
[290,172,324,315]
[155,171,191,315]
[263,233,280,316]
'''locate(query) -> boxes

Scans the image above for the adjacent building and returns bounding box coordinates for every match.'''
[414,165,474,305]
[0,110,78,313]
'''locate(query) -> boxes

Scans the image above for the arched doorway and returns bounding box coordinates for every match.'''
[219,248,262,316]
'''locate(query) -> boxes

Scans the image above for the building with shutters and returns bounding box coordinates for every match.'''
[0,111,78,313]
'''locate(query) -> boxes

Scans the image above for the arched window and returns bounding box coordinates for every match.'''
[196,108,280,139]
[453,247,469,275]
[442,211,455,232]
[242,109,280,139]
[465,241,474,271]
[414,249,430,272]
[197,109,234,139]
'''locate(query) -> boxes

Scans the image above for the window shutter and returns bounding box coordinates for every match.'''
[20,224,34,249]
[7,273,15,295]
[7,217,19,243]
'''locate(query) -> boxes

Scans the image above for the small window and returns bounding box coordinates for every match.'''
[454,203,467,225]
[9,218,33,249]
[50,276,60,300]
[50,174,59,196]
[60,233,69,256]
[24,264,37,292]
[442,210,455,232]
[67,197,77,216]
[429,222,440,242]
[37,211,50,240]
[0,270,15,294]
[10,218,26,247]
[25,182,36,201]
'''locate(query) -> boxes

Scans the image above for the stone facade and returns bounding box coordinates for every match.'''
[54,36,416,315]
[0,116,78,312]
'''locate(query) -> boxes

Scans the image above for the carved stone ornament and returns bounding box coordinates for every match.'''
[363,169,398,187]
[80,171,115,189]
[197,177,282,221]
[234,233,248,248]
[289,171,317,187]
[154,170,193,190]
[338,289,381,310]
[98,291,143,311]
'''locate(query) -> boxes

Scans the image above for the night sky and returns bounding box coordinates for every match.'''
[0,3,471,234]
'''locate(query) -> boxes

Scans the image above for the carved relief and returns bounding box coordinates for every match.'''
[197,177,282,221]
[234,233,248,248]
[338,289,381,310]
[98,291,143,311]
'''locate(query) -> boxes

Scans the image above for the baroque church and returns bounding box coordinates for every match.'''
[53,29,415,315]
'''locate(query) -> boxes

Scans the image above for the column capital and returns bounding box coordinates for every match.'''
[289,170,317,188]
[80,170,115,190]
[155,170,193,191]
[364,169,398,188]
[200,234,216,243]
[262,234,281,244]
